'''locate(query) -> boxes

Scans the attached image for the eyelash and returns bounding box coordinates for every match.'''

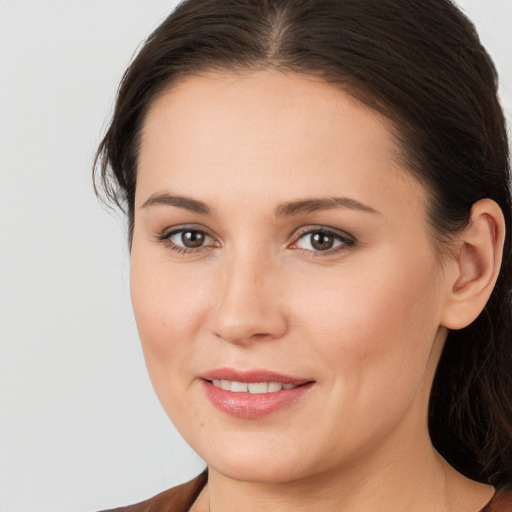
[156,225,356,257]
[156,225,217,255]
[291,226,356,256]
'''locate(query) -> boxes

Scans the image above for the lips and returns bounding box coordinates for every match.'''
[199,368,315,419]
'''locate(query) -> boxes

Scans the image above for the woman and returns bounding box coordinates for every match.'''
[95,0,512,510]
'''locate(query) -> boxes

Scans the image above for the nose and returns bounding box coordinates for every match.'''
[208,252,288,345]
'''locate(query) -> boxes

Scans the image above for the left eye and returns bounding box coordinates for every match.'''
[294,229,353,252]
[167,229,215,249]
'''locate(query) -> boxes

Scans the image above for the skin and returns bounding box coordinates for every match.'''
[130,70,501,511]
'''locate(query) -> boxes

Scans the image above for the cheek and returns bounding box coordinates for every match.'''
[129,245,210,388]
[289,247,443,389]
[278,250,445,457]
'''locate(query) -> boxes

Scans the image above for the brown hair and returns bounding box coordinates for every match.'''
[94,0,512,485]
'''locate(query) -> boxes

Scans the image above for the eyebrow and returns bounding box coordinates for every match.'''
[140,192,379,218]
[274,197,379,217]
[141,192,211,215]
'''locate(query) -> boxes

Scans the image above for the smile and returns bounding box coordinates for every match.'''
[199,369,315,419]
[210,380,299,393]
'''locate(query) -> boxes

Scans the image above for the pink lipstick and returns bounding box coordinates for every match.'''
[199,369,315,419]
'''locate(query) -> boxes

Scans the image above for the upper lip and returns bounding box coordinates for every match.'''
[199,368,312,385]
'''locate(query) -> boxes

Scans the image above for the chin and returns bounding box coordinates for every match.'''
[190,430,324,484]
[209,457,311,484]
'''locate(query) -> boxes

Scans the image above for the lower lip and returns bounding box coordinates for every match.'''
[201,380,314,419]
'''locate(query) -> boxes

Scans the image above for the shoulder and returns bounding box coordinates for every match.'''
[481,486,512,512]
[98,471,208,512]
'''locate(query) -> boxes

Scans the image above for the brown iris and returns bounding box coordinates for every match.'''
[310,232,335,251]
[181,230,205,248]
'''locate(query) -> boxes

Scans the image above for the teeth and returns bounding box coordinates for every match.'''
[211,380,299,393]
[220,380,231,391]
[248,382,268,394]
[231,381,248,392]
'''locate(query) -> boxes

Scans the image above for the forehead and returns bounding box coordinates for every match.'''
[137,69,426,217]
[140,69,394,161]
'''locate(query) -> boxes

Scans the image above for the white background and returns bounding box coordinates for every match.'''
[0,1,510,511]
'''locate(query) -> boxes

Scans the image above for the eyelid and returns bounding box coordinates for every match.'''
[157,224,220,252]
[160,224,216,241]
[154,223,355,256]
[289,225,356,253]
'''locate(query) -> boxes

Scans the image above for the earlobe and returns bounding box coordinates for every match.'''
[441,199,505,330]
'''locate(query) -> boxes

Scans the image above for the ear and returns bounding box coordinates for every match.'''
[440,199,506,330]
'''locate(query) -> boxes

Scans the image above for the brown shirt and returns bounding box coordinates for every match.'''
[101,474,512,512]
[100,472,207,512]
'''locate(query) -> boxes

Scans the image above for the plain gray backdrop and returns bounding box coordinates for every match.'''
[0,1,511,511]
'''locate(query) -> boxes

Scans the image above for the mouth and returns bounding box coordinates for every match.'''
[209,379,300,393]
[199,369,315,418]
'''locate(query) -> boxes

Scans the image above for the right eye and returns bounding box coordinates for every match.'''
[159,227,218,253]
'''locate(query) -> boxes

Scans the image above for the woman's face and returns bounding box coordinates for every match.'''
[131,70,451,483]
